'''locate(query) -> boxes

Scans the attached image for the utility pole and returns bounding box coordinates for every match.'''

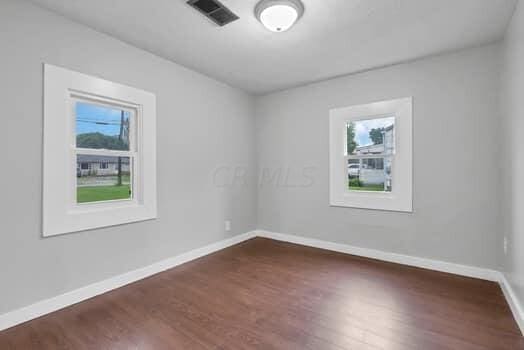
[117,110,124,186]
[382,129,386,191]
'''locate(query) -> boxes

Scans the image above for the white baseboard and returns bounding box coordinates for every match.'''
[257,230,500,281]
[2,229,522,337]
[499,272,524,335]
[256,230,524,335]
[0,231,257,332]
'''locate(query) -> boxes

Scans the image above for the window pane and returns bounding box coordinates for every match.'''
[347,116,394,192]
[76,155,132,203]
[346,116,395,156]
[76,101,131,151]
[348,157,392,192]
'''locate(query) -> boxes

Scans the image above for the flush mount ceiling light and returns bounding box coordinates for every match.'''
[255,0,304,32]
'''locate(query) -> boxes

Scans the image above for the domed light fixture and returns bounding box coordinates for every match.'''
[255,0,304,32]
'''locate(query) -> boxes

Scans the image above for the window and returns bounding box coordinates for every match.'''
[43,64,157,236]
[329,97,412,212]
[74,101,135,204]
[76,155,131,203]
[347,117,393,192]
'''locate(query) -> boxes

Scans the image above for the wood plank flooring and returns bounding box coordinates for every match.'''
[0,237,523,349]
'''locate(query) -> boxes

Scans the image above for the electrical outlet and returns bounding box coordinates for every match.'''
[504,236,508,255]
[224,220,231,232]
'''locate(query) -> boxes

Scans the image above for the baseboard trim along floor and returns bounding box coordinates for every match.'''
[1,229,522,335]
[499,272,524,335]
[0,231,257,332]
[256,230,523,335]
[257,230,499,281]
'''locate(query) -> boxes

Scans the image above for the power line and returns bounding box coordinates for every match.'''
[77,119,126,126]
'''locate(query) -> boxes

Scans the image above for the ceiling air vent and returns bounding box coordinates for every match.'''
[187,0,239,27]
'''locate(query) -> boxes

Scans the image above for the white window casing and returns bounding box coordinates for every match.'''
[329,97,413,212]
[43,64,157,236]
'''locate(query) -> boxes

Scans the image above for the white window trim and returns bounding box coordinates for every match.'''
[329,97,413,212]
[43,64,157,237]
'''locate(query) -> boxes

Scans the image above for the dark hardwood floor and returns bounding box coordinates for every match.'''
[1,237,523,349]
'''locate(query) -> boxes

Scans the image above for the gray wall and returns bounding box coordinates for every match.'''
[0,0,257,314]
[502,0,524,313]
[0,0,515,319]
[255,44,503,270]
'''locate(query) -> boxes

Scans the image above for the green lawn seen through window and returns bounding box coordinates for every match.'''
[77,185,131,203]
[349,183,385,192]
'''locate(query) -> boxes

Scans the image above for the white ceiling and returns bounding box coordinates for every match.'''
[30,0,517,94]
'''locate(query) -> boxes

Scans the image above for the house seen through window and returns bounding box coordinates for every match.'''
[346,116,395,192]
[75,101,134,204]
